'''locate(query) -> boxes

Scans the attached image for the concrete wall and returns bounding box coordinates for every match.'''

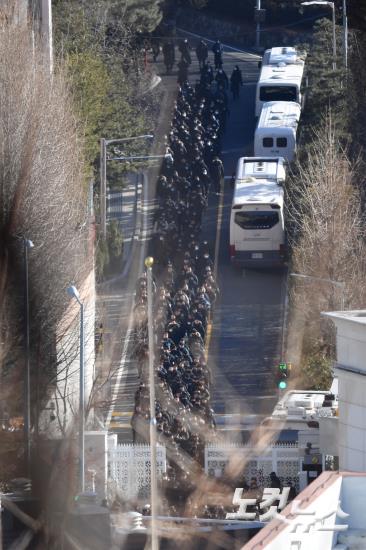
[337,368,366,471]
[324,312,366,472]
[319,417,339,456]
[85,431,108,499]
[341,476,366,529]
[39,268,96,437]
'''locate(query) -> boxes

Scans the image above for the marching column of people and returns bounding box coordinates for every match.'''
[122,38,298,516]
[131,74,229,474]
[129,41,235,499]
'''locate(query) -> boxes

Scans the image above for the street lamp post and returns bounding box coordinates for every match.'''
[67,285,85,493]
[290,272,345,310]
[256,0,261,50]
[145,256,158,550]
[301,1,336,70]
[100,134,154,238]
[24,238,34,478]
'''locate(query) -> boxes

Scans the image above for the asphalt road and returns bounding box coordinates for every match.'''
[199,48,286,420]
[101,37,287,440]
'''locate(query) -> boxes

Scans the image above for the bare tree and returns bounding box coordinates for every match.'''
[286,113,366,379]
[0,1,92,467]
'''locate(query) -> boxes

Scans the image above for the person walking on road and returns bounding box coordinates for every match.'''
[152,38,160,62]
[269,472,282,490]
[178,59,189,85]
[230,65,243,100]
[201,61,214,85]
[215,68,229,91]
[163,40,175,74]
[179,38,192,66]
[196,39,208,69]
[210,156,224,195]
[212,39,224,69]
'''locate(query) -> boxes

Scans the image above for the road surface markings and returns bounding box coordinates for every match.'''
[205,321,212,361]
[105,306,136,429]
[205,179,226,360]
[213,178,225,282]
[222,147,246,155]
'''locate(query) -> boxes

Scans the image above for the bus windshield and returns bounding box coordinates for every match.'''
[235,211,279,230]
[260,85,297,102]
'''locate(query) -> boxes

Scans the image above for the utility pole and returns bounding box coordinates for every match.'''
[100,139,107,239]
[24,238,34,479]
[342,0,348,69]
[256,0,261,49]
[41,0,53,74]
[331,1,336,71]
[145,256,159,550]
[79,301,85,493]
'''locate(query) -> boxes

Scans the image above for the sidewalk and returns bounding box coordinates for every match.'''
[106,172,142,278]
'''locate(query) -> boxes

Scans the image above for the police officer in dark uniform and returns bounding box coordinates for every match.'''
[196,39,208,69]
[210,156,224,195]
[212,39,224,69]
[163,40,175,74]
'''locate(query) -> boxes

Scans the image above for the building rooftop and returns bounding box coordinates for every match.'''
[323,309,366,325]
[257,101,301,130]
[243,471,366,549]
[263,389,338,429]
[236,157,286,183]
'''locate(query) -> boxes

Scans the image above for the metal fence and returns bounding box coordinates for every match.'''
[108,444,166,500]
[205,443,302,491]
[108,442,302,498]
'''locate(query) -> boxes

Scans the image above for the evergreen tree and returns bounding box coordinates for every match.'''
[53,0,157,166]
[109,0,163,33]
[300,18,348,146]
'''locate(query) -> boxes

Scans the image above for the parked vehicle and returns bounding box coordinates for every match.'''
[254,101,301,162]
[255,46,306,117]
[229,157,286,268]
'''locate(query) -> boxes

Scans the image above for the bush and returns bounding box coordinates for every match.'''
[96,236,109,281]
[301,350,333,391]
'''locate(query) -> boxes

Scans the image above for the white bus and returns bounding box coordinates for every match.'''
[255,46,306,117]
[229,157,286,268]
[254,101,301,162]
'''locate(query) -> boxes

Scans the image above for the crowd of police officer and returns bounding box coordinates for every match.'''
[130,50,234,477]
[157,37,243,99]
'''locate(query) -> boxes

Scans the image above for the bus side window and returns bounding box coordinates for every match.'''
[263,137,273,148]
[277,137,287,147]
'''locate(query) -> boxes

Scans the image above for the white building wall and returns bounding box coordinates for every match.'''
[85,431,108,498]
[340,476,366,529]
[40,268,95,437]
[323,311,366,472]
